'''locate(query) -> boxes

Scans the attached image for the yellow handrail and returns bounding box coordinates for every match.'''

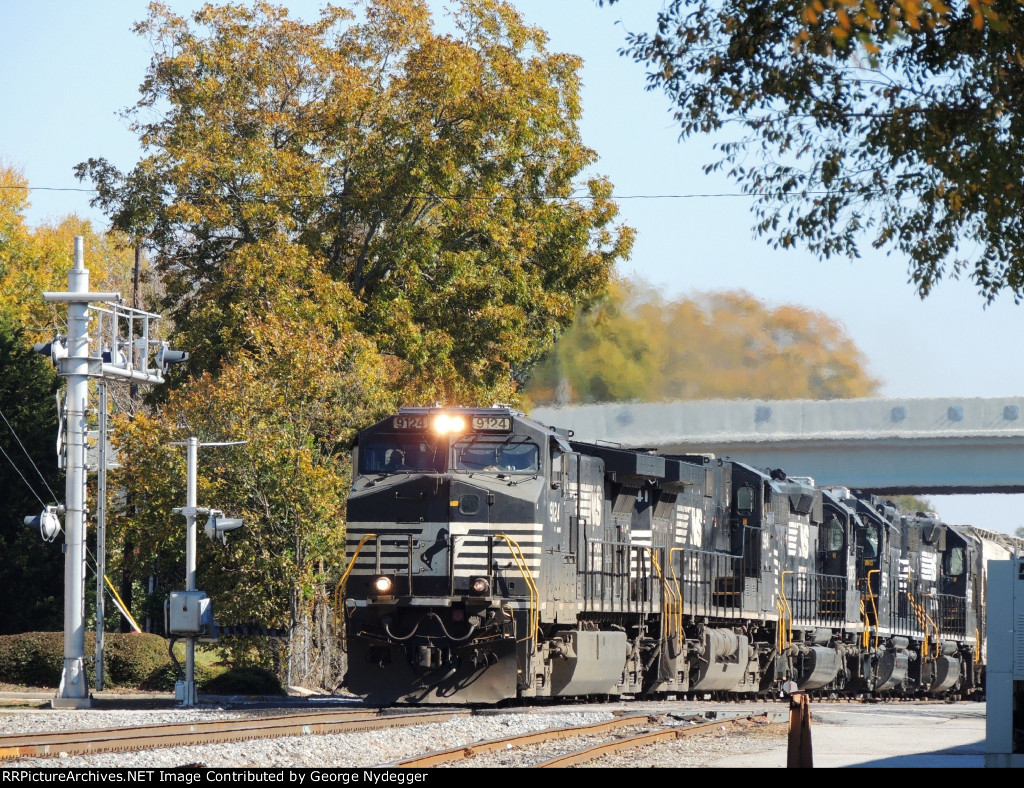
[668,547,686,638]
[863,570,880,651]
[778,570,793,650]
[776,598,785,651]
[909,591,939,661]
[901,568,939,661]
[858,596,869,649]
[905,591,929,658]
[333,533,378,635]
[648,548,678,640]
[495,534,540,653]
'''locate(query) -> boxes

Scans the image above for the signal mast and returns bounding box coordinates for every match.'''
[31,236,187,708]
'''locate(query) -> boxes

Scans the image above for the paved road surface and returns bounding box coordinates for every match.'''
[711,701,987,768]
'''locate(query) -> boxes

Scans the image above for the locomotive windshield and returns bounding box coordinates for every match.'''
[823,514,844,551]
[359,431,539,475]
[360,436,445,474]
[453,435,539,473]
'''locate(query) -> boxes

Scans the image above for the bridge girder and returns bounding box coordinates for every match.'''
[530,396,1024,495]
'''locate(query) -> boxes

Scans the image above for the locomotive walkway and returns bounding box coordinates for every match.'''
[532,396,1024,496]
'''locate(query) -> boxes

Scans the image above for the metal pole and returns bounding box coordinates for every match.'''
[94,381,107,692]
[183,436,198,707]
[54,237,92,709]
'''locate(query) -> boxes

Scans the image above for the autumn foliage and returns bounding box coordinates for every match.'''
[524,279,880,406]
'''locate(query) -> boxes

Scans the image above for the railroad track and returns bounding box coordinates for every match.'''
[388,712,785,768]
[0,708,470,761]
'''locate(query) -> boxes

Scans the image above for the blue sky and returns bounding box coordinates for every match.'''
[2,0,1022,533]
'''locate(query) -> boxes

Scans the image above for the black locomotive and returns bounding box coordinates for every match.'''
[340,405,1020,704]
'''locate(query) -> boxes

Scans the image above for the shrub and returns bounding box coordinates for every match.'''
[200,666,285,696]
[0,632,283,696]
[0,632,173,689]
[103,633,172,687]
[140,660,219,692]
[0,632,64,687]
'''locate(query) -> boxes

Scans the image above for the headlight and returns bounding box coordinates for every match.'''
[433,413,466,435]
[469,576,490,596]
[370,575,394,596]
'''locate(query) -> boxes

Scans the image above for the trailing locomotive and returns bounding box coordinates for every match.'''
[339,404,1022,705]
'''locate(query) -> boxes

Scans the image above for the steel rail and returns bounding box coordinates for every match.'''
[0,709,469,761]
[534,715,772,767]
[388,713,668,767]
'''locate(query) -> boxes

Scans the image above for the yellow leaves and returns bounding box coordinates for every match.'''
[524,279,881,406]
[795,0,1003,51]
[965,0,992,29]
[0,170,141,335]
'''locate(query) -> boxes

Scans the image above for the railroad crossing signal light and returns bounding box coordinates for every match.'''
[24,505,63,542]
[33,336,68,366]
[156,343,189,371]
[204,510,243,545]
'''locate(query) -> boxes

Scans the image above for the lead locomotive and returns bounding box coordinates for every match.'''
[340,405,1017,704]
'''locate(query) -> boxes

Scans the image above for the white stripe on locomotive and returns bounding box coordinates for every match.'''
[346,521,542,577]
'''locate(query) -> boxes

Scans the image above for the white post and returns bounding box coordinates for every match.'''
[42,238,168,708]
[182,436,198,707]
[171,438,243,706]
[94,381,107,692]
[52,237,94,708]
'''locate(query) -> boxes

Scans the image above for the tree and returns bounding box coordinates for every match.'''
[888,495,935,517]
[109,276,397,679]
[0,315,64,635]
[78,0,633,404]
[0,162,156,635]
[75,0,632,680]
[0,163,154,341]
[599,0,1024,303]
[524,278,880,406]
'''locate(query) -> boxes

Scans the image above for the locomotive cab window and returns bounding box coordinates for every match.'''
[824,515,844,552]
[360,437,445,474]
[857,523,880,560]
[736,484,755,515]
[454,436,539,473]
[944,546,965,578]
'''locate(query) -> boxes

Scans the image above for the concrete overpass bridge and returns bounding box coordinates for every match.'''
[529,396,1024,496]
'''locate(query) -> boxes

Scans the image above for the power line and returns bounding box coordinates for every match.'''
[0,183,764,201]
[0,405,60,506]
[0,441,49,508]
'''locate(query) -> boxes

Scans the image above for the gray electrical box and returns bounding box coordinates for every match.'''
[166,590,212,635]
[985,558,1024,768]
